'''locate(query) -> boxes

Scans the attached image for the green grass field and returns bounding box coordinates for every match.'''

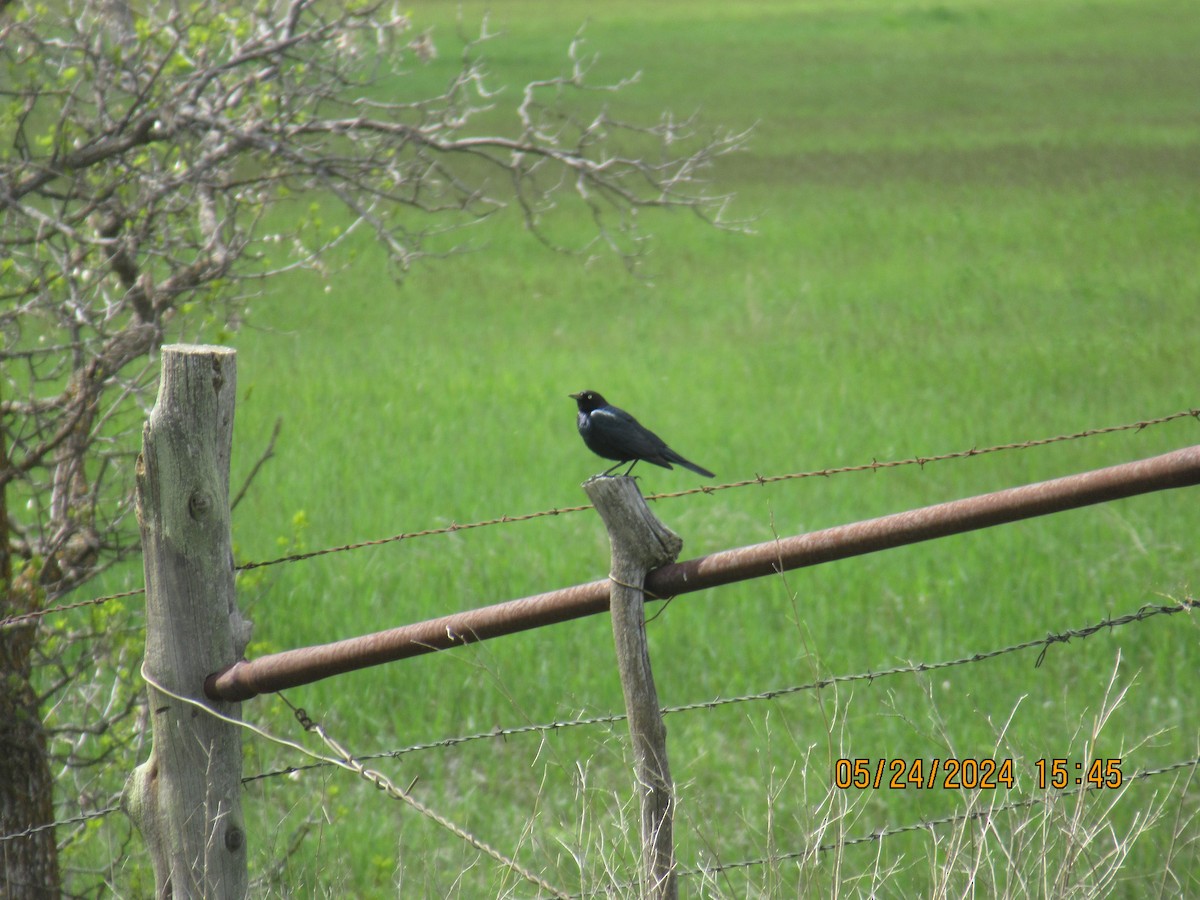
[63,0,1200,894]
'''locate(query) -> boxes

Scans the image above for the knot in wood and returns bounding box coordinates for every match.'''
[224,825,245,852]
[188,489,211,520]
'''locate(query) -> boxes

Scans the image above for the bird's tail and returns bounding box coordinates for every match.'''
[665,450,714,479]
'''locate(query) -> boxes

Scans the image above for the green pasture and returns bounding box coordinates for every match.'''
[65,0,1200,894]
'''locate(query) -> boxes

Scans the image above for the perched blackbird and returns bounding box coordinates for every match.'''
[570,390,715,478]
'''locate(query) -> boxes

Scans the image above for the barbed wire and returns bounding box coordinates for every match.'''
[232,407,1200,573]
[660,754,1200,892]
[10,756,1197,895]
[0,587,146,630]
[651,407,1200,499]
[6,750,1198,870]
[0,804,121,845]
[241,597,1199,785]
[4,406,1195,631]
[2,411,1195,885]
[233,502,596,573]
[127,667,571,898]
[5,604,1197,859]
[10,750,1194,894]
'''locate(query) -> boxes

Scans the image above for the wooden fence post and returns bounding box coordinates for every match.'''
[124,345,250,898]
[583,475,683,900]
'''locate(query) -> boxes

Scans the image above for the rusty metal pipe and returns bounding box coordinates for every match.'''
[207,444,1200,702]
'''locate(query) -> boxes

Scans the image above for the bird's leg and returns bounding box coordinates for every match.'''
[601,460,631,477]
[621,459,639,477]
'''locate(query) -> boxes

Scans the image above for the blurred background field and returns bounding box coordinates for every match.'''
[67,0,1199,894]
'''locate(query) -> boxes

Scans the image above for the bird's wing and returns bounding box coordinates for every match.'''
[590,406,671,455]
[594,405,641,426]
[590,406,637,428]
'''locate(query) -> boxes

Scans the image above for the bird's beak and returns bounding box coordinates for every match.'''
[568,392,582,400]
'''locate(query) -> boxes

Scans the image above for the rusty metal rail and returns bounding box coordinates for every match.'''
[207,444,1200,702]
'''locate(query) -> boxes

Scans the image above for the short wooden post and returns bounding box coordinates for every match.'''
[124,345,250,898]
[583,475,683,900]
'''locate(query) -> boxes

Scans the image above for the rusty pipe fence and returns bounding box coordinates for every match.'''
[207,444,1200,702]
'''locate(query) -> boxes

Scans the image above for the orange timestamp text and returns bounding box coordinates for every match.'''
[833,758,1123,791]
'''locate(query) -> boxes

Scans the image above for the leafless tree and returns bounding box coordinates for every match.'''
[0,0,745,891]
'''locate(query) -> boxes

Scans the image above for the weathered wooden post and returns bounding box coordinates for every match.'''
[582,475,682,900]
[124,345,250,898]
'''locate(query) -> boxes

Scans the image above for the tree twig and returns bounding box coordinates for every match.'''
[230,417,282,512]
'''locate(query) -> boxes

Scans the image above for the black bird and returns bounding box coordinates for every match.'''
[570,390,715,478]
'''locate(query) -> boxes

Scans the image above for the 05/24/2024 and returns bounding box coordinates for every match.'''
[833,757,1124,791]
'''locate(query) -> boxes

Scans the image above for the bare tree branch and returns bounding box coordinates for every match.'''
[230,417,282,512]
[0,2,745,889]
